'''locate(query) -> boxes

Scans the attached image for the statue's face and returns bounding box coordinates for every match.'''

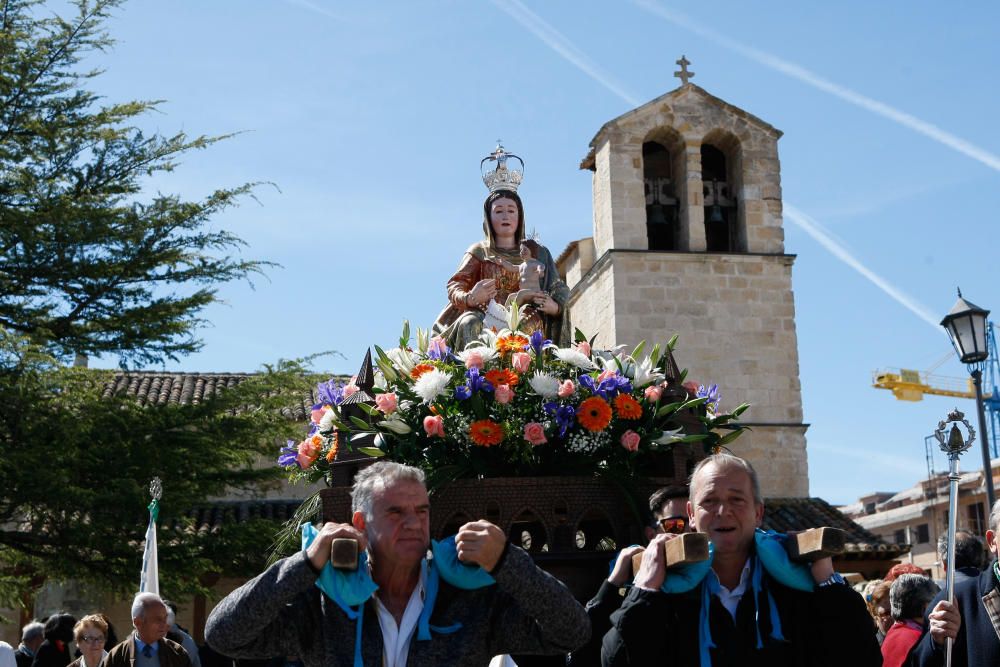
[490,197,519,244]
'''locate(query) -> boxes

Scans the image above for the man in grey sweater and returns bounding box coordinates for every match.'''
[205,461,589,666]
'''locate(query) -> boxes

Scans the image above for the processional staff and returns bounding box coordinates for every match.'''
[933,409,975,667]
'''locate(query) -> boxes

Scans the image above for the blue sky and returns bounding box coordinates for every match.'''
[82,1,1000,505]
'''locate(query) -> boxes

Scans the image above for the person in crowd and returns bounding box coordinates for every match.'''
[909,499,1000,666]
[880,574,938,667]
[162,600,201,667]
[936,529,984,589]
[864,579,893,644]
[103,593,192,667]
[92,614,117,654]
[2,641,17,667]
[884,563,926,582]
[31,614,75,667]
[15,622,44,667]
[204,461,589,666]
[68,615,108,667]
[602,453,881,666]
[568,485,690,666]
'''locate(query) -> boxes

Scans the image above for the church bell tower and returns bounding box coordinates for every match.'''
[558,57,808,497]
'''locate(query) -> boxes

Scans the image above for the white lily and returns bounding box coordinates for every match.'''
[318,408,338,431]
[379,416,412,434]
[627,355,665,388]
[386,346,417,374]
[553,347,597,371]
[528,371,561,398]
[650,427,685,445]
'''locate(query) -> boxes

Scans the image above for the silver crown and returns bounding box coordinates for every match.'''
[481,141,524,193]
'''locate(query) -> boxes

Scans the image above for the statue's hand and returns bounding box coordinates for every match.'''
[467,279,496,307]
[534,293,559,316]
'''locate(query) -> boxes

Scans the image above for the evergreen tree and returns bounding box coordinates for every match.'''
[0,0,310,605]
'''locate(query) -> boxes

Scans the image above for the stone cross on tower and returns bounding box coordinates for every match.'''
[674,55,694,85]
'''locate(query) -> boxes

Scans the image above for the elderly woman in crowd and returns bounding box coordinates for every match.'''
[863,579,893,644]
[68,616,108,667]
[880,574,939,667]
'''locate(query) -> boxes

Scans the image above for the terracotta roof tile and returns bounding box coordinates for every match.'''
[764,497,909,559]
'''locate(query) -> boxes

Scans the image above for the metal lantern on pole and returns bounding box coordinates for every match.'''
[941,289,996,510]
[933,409,975,667]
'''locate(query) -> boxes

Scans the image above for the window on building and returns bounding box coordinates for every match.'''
[916,523,930,544]
[967,502,986,535]
[701,144,737,252]
[864,502,876,515]
[643,141,678,251]
[894,529,907,545]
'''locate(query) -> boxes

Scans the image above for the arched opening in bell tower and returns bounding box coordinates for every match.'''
[700,133,742,252]
[642,129,682,251]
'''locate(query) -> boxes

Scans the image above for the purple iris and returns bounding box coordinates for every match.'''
[316,379,345,406]
[529,330,551,356]
[427,337,451,361]
[455,367,493,400]
[544,402,576,437]
[697,384,721,409]
[278,440,300,468]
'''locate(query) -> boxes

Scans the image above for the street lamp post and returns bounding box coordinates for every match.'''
[940,289,997,510]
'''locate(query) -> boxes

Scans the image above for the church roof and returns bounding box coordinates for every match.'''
[764,496,909,560]
[580,83,783,170]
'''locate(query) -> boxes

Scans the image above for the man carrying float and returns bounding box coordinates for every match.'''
[204,461,589,666]
[602,453,881,666]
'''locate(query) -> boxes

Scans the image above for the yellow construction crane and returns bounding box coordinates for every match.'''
[872,368,977,402]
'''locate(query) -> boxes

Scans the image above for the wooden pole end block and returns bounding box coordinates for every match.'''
[785,527,846,561]
[330,537,359,570]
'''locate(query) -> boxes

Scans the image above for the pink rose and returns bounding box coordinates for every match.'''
[644,385,663,402]
[311,407,327,424]
[511,352,531,373]
[575,340,591,357]
[343,384,359,398]
[524,422,548,446]
[464,350,485,369]
[423,414,445,438]
[557,379,575,398]
[375,392,398,414]
[297,438,321,468]
[620,430,640,452]
[495,384,514,404]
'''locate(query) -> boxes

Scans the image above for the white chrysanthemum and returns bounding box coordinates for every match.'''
[528,371,561,398]
[318,408,338,431]
[413,368,451,403]
[553,347,597,370]
[386,347,416,373]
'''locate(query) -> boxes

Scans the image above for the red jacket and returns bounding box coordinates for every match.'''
[881,620,922,667]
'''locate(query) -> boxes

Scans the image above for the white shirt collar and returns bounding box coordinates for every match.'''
[373,564,427,667]
[713,558,752,620]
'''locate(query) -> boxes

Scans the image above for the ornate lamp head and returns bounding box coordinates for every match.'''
[934,408,975,458]
[481,141,524,193]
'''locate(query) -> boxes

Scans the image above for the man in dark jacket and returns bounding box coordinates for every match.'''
[205,461,589,666]
[15,622,44,667]
[102,593,191,667]
[602,453,881,666]
[908,500,1000,666]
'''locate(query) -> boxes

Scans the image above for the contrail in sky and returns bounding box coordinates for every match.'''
[492,1,946,331]
[633,0,1000,173]
[784,203,942,332]
[490,0,641,107]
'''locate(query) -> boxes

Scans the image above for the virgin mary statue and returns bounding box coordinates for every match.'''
[433,144,571,351]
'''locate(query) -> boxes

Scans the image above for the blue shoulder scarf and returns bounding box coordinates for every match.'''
[300,523,495,667]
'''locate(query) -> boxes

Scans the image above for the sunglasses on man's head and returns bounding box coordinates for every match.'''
[657,516,687,534]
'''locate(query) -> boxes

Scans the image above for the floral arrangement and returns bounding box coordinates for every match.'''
[280,318,747,490]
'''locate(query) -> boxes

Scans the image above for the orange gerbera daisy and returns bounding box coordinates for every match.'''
[469,419,505,446]
[495,334,529,355]
[485,368,520,387]
[614,393,643,420]
[577,396,613,432]
[411,363,435,379]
